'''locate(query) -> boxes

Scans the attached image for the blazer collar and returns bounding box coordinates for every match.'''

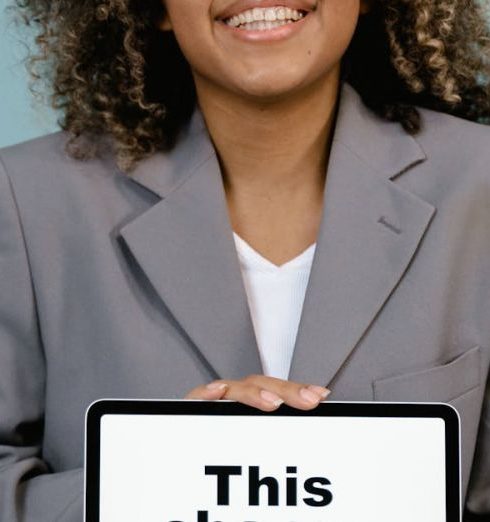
[119,81,435,387]
[127,82,427,198]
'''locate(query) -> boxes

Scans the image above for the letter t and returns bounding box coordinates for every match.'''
[204,466,242,506]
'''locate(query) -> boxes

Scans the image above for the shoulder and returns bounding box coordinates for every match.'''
[0,131,130,216]
[0,131,118,187]
[0,131,143,243]
[0,131,71,165]
[414,107,490,178]
[407,108,490,251]
[416,105,490,142]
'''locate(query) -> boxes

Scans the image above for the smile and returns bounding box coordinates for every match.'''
[216,2,316,41]
[223,7,306,31]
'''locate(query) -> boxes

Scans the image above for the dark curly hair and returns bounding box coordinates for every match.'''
[11,0,490,171]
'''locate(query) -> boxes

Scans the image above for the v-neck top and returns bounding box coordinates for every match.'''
[232,232,316,379]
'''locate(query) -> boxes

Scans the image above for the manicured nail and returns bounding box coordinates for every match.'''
[300,387,321,404]
[307,385,331,399]
[260,390,284,407]
[206,382,228,391]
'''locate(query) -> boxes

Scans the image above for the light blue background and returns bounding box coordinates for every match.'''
[0,0,58,148]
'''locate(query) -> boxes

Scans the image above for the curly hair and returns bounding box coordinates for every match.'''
[11,0,490,171]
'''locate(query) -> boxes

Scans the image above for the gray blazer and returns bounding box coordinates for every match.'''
[0,82,488,521]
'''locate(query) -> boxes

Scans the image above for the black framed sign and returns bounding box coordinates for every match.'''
[85,400,460,522]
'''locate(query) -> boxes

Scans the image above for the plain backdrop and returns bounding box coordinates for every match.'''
[0,0,58,148]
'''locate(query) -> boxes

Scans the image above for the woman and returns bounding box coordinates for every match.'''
[0,0,489,520]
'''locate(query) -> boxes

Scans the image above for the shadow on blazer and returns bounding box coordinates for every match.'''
[0,81,488,521]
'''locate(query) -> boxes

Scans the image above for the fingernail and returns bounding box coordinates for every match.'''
[300,387,321,404]
[260,390,284,407]
[307,385,331,399]
[206,382,228,391]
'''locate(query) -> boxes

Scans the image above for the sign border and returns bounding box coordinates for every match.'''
[84,399,461,522]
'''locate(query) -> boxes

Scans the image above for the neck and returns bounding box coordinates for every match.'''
[193,67,341,200]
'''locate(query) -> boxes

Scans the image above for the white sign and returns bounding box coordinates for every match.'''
[98,414,446,522]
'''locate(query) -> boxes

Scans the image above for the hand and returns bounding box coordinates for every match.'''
[185,375,331,412]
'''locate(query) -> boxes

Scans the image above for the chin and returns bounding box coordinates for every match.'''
[231,71,311,102]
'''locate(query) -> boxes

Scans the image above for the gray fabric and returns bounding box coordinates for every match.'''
[0,82,488,521]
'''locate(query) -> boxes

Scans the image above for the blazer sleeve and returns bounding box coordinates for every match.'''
[464,366,490,521]
[0,157,84,522]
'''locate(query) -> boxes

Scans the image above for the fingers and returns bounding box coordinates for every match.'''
[185,379,277,411]
[220,380,285,412]
[239,375,330,411]
[185,375,331,413]
[185,381,229,400]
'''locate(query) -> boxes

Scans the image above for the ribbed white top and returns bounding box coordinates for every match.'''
[233,232,316,380]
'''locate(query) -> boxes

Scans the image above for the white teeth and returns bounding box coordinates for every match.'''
[265,8,275,21]
[237,19,290,31]
[252,7,264,21]
[224,6,305,28]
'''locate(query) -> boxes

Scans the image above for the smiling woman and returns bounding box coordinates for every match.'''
[12,0,490,170]
[1,1,490,521]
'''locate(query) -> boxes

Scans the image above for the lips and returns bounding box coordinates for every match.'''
[216,0,317,23]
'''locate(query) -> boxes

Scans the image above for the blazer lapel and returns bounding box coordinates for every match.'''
[119,112,263,380]
[288,83,436,386]
[119,82,436,387]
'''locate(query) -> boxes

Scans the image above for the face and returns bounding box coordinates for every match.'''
[160,0,370,103]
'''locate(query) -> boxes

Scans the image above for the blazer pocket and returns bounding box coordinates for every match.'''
[373,345,481,403]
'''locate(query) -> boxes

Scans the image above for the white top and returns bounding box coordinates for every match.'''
[232,232,316,380]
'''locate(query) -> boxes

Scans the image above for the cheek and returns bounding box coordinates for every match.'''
[286,0,361,78]
[322,0,361,49]
[163,2,218,70]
